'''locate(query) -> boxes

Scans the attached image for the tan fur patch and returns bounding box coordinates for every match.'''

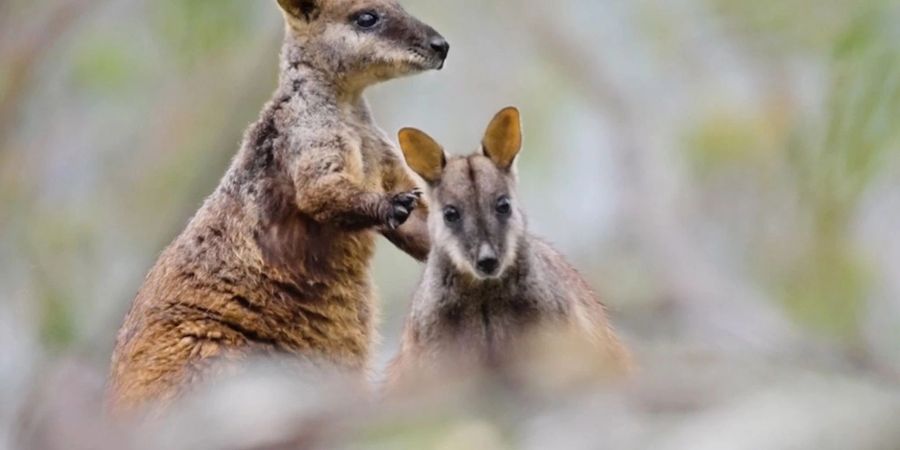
[481,107,522,170]
[398,128,446,183]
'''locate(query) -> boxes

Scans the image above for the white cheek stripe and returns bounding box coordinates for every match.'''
[428,206,479,278]
[495,219,522,277]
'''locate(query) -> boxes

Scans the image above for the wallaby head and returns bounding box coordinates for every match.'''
[276,0,448,90]
[399,107,526,280]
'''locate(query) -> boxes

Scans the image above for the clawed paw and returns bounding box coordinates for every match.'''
[385,191,421,230]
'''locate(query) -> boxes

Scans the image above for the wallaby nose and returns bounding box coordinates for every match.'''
[476,257,499,276]
[429,35,450,60]
[476,243,499,276]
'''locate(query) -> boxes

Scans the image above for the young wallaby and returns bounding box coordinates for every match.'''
[108,0,448,412]
[388,107,631,384]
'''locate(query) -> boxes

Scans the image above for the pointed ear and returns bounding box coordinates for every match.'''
[399,128,446,184]
[277,0,320,22]
[482,107,522,171]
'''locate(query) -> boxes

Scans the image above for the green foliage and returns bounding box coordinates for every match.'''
[681,2,899,340]
[779,5,900,339]
[24,214,97,350]
[708,0,878,51]
[71,36,144,94]
[684,110,780,176]
[818,10,900,208]
[779,240,872,340]
[39,285,77,351]
[150,0,260,68]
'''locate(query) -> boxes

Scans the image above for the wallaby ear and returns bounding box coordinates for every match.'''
[277,0,320,22]
[482,107,522,171]
[399,128,446,184]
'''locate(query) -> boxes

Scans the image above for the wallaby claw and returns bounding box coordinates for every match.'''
[393,192,419,209]
[385,191,419,229]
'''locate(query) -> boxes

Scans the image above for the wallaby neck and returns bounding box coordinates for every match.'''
[278,37,364,106]
[216,36,379,199]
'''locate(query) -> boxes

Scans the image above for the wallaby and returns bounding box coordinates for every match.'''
[108,0,448,412]
[388,107,631,384]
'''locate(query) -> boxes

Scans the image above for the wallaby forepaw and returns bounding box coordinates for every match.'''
[394,191,419,209]
[385,191,419,229]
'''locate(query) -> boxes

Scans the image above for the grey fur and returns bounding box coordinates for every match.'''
[389,112,631,384]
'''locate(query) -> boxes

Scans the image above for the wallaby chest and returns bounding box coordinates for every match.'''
[348,118,404,192]
[425,272,556,337]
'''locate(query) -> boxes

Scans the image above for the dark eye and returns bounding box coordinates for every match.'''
[443,206,461,224]
[353,11,380,29]
[496,196,512,216]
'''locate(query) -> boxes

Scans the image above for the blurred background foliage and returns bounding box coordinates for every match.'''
[1,0,900,447]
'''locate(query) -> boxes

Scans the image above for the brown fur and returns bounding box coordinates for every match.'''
[388,108,631,386]
[108,0,447,412]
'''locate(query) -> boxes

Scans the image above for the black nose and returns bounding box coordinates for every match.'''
[476,257,499,275]
[429,35,450,60]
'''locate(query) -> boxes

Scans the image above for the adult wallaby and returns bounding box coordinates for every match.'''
[388,107,631,384]
[108,0,448,412]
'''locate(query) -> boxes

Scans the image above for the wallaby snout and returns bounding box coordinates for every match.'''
[476,243,500,277]
[429,34,450,64]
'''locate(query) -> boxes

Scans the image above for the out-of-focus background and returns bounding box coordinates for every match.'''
[2,0,900,448]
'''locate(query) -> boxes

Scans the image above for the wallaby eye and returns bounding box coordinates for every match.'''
[496,196,512,216]
[443,206,461,224]
[352,11,380,29]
